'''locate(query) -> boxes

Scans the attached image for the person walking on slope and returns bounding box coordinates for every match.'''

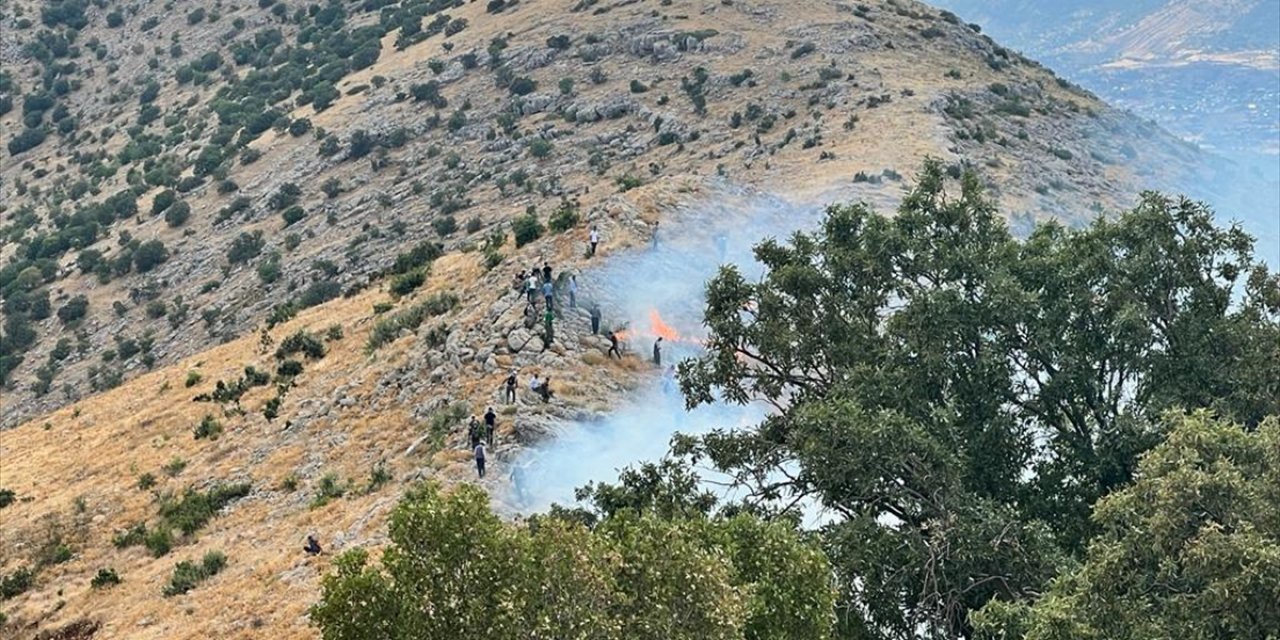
[568,275,578,309]
[483,407,497,446]
[589,304,602,335]
[542,279,554,310]
[589,226,600,257]
[526,272,539,304]
[504,370,518,404]
[474,441,487,478]
[542,262,553,283]
[608,331,622,359]
[653,336,663,366]
[467,415,482,448]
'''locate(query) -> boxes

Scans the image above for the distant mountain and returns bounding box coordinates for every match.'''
[931,0,1280,263]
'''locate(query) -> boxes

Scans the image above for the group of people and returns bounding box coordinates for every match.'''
[469,406,498,477]
[513,260,582,350]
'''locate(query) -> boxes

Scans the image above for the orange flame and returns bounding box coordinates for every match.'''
[650,309,682,341]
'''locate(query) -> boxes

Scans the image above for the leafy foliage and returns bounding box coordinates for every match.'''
[677,160,1280,637]
[311,482,834,640]
[975,413,1280,640]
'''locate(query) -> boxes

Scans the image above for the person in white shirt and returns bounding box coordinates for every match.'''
[589,226,600,257]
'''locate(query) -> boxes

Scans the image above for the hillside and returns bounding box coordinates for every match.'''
[0,0,1215,637]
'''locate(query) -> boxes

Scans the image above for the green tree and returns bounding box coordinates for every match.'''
[677,160,1280,637]
[974,412,1280,640]
[311,482,832,640]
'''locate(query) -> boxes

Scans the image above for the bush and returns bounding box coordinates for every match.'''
[165,201,191,227]
[144,528,173,557]
[630,79,649,93]
[391,241,443,274]
[268,182,301,210]
[91,568,122,588]
[512,212,544,248]
[227,231,265,264]
[367,293,459,351]
[288,118,312,137]
[57,295,89,325]
[158,483,252,537]
[131,239,169,273]
[390,269,427,296]
[297,280,342,309]
[528,138,554,158]
[138,473,157,490]
[277,359,304,377]
[0,488,14,509]
[348,130,377,159]
[509,77,537,96]
[194,415,223,440]
[429,214,457,236]
[311,472,347,509]
[163,551,227,596]
[277,330,326,360]
[548,200,580,233]
[8,127,46,156]
[281,205,306,227]
[152,189,178,215]
[0,567,34,599]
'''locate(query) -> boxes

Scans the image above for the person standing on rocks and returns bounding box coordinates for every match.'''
[568,275,578,309]
[542,279,554,310]
[589,304,602,335]
[504,370,518,404]
[608,331,622,359]
[483,407,497,446]
[589,226,600,257]
[539,377,554,403]
[651,221,660,250]
[542,262,553,283]
[653,336,663,366]
[526,272,539,304]
[543,307,555,348]
[474,441,487,478]
[467,415,482,448]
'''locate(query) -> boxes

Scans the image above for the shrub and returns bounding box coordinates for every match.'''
[8,127,46,155]
[144,528,173,557]
[152,189,177,215]
[321,177,343,199]
[276,331,326,360]
[158,483,252,536]
[389,269,427,296]
[791,42,817,59]
[348,130,377,159]
[57,295,89,325]
[528,138,553,158]
[409,82,447,108]
[0,567,34,599]
[163,551,227,596]
[509,77,537,96]
[227,231,265,264]
[281,205,306,226]
[297,280,342,309]
[288,118,313,137]
[513,212,545,248]
[277,359,304,377]
[138,473,158,490]
[630,79,649,93]
[391,241,443,274]
[0,488,14,509]
[162,457,187,477]
[134,240,170,273]
[165,201,191,227]
[311,473,347,508]
[548,200,580,233]
[268,182,301,210]
[432,215,459,236]
[193,415,223,440]
[366,293,459,351]
[559,77,575,95]
[91,568,122,588]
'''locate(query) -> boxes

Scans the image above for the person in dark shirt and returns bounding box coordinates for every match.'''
[504,371,517,403]
[608,332,622,359]
[542,262,553,283]
[483,407,496,446]
[653,336,663,366]
[304,535,322,556]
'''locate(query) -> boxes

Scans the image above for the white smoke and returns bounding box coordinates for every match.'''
[507,186,838,514]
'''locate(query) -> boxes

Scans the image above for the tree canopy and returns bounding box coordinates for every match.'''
[311,482,835,640]
[677,159,1280,637]
[974,412,1280,640]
